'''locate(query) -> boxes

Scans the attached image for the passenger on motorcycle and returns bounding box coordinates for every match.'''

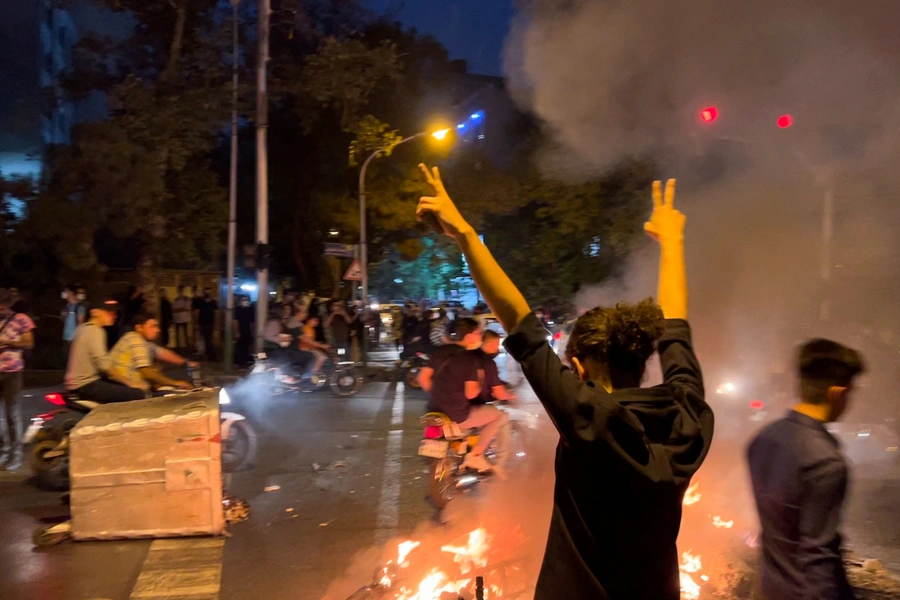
[299,315,330,377]
[470,330,515,404]
[64,299,148,403]
[108,312,197,393]
[418,317,508,473]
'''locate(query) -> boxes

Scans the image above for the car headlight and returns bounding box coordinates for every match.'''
[219,388,231,405]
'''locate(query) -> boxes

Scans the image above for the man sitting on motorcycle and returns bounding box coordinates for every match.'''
[419,318,508,473]
[108,312,197,393]
[65,299,148,403]
[471,329,515,404]
[299,315,330,378]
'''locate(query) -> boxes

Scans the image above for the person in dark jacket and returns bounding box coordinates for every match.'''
[747,339,865,600]
[415,165,713,600]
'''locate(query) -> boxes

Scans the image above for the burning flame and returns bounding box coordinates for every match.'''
[398,541,421,566]
[383,528,498,600]
[679,550,703,600]
[683,481,702,506]
[711,515,734,529]
[440,527,490,574]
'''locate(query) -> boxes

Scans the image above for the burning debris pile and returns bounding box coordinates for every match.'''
[344,526,531,600]
[678,481,900,600]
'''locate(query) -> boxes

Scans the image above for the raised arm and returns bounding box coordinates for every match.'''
[416,164,531,334]
[644,179,687,320]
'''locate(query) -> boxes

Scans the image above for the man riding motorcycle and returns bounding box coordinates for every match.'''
[108,311,197,393]
[418,318,509,473]
[470,329,515,405]
[65,299,147,403]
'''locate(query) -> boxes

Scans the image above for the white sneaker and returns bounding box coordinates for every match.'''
[463,453,493,472]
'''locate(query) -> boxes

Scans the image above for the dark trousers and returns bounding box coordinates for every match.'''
[74,380,147,404]
[236,334,253,366]
[0,371,23,456]
[160,321,171,348]
[200,324,215,360]
[174,323,189,349]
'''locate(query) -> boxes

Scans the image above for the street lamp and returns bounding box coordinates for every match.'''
[358,127,451,307]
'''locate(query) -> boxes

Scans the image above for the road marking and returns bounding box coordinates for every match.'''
[390,382,405,427]
[129,538,224,599]
[375,405,404,544]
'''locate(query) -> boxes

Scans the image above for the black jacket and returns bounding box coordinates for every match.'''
[504,313,713,600]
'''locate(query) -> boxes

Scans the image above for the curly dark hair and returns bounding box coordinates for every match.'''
[565,298,665,387]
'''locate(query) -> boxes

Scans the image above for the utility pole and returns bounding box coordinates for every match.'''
[255,0,270,353]
[224,0,241,371]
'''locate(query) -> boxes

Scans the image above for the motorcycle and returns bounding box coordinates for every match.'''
[398,351,430,389]
[25,371,256,491]
[249,348,363,397]
[418,408,511,509]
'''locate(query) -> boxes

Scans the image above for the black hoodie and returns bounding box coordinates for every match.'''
[504,313,714,600]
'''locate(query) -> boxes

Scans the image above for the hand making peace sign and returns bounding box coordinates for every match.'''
[643,179,685,243]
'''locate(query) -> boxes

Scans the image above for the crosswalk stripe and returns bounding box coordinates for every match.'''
[129,538,224,600]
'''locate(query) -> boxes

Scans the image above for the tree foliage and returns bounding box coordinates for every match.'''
[4,0,653,312]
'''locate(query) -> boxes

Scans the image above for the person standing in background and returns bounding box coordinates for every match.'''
[61,285,86,362]
[192,288,204,355]
[326,301,352,355]
[158,288,173,348]
[0,288,36,472]
[172,286,191,352]
[233,295,255,366]
[197,288,219,361]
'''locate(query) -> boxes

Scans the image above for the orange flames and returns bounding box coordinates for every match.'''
[384,527,498,599]
[683,481,702,506]
[678,480,738,599]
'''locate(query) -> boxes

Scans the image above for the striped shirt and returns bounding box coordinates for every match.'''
[108,331,160,390]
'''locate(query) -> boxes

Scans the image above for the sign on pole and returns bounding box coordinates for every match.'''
[324,243,357,258]
[343,259,362,281]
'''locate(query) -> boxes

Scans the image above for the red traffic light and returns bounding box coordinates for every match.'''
[776,114,793,129]
[700,107,718,123]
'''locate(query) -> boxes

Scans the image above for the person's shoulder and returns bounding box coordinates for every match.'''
[14,313,35,329]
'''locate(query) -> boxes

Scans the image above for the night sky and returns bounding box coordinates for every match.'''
[367,0,514,75]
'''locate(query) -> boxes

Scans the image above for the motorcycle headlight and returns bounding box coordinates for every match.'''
[219,388,231,405]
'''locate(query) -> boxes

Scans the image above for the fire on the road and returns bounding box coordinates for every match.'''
[376,527,505,599]
[365,479,736,599]
[678,480,738,599]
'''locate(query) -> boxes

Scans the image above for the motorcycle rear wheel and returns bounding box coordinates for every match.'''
[428,456,457,509]
[330,368,362,397]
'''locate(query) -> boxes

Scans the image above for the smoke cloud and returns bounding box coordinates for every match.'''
[505,0,900,421]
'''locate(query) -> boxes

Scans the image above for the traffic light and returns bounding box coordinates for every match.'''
[776,114,793,129]
[700,107,718,123]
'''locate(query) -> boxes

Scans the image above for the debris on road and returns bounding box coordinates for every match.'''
[313,460,347,472]
[223,491,250,524]
[264,485,281,492]
[319,519,335,527]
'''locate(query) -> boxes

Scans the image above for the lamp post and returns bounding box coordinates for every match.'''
[357,128,449,363]
[223,0,240,372]
[358,128,450,306]
[254,0,270,353]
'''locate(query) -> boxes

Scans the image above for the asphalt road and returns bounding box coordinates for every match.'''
[1,361,898,600]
